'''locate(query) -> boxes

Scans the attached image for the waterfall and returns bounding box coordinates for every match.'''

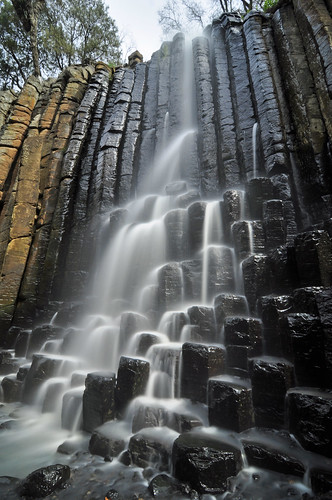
[1,3,332,498]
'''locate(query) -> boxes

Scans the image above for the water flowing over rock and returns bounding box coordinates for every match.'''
[0,0,332,498]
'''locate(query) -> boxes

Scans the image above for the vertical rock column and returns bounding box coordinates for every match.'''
[136,52,160,190]
[211,20,241,188]
[12,66,95,328]
[117,63,147,204]
[40,67,112,301]
[62,65,111,296]
[221,13,255,181]
[192,36,220,195]
[243,12,289,176]
[0,78,43,340]
[92,68,135,215]
[273,4,331,225]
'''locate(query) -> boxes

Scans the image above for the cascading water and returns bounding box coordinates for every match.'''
[1,11,332,498]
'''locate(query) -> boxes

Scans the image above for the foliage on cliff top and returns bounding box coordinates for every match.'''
[158,0,267,35]
[0,0,122,90]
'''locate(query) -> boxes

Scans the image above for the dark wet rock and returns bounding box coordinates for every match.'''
[192,36,220,195]
[187,306,216,342]
[16,366,29,381]
[257,294,294,355]
[82,371,116,433]
[268,244,299,294]
[214,293,248,329]
[286,388,332,458]
[89,426,125,458]
[128,428,177,471]
[224,317,263,355]
[292,286,322,315]
[242,254,271,313]
[22,354,61,403]
[19,464,70,498]
[27,324,63,358]
[249,357,295,428]
[208,377,254,432]
[279,313,326,387]
[148,473,195,499]
[188,201,206,254]
[136,333,160,356]
[247,177,274,217]
[263,199,287,251]
[315,287,332,388]
[232,221,265,260]
[115,356,149,417]
[222,190,245,242]
[1,376,22,402]
[294,231,332,288]
[311,468,332,496]
[226,345,252,376]
[172,430,242,494]
[0,476,20,500]
[52,302,84,328]
[242,435,305,478]
[181,342,225,403]
[0,351,18,375]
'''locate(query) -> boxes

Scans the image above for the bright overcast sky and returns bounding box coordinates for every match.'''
[105,0,167,62]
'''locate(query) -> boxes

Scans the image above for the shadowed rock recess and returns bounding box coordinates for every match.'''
[0,1,332,499]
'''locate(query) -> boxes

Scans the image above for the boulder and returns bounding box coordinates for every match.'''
[19,464,70,498]
[172,430,242,494]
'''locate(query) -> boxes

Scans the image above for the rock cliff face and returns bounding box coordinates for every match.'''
[0,0,332,497]
[0,1,331,340]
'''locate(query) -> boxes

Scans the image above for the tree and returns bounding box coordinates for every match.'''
[0,0,122,89]
[0,0,33,89]
[43,0,122,73]
[158,0,266,36]
[11,0,45,76]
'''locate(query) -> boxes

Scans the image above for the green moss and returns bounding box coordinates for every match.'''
[263,0,279,11]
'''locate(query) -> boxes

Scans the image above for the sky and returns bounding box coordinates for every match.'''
[105,0,167,62]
